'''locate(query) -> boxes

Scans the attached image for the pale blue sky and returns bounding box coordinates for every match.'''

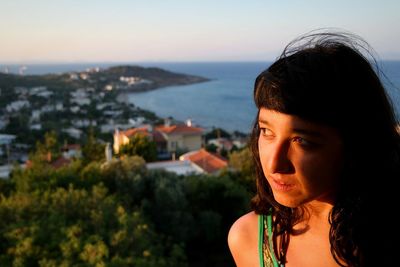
[0,0,399,63]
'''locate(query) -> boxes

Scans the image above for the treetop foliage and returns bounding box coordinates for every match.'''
[0,135,253,266]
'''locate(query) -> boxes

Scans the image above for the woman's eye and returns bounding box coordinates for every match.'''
[259,127,272,137]
[293,137,312,146]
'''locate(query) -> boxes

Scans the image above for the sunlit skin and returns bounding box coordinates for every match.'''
[258,108,344,208]
[228,108,344,267]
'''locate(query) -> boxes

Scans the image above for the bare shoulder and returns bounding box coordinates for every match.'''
[228,211,258,243]
[228,211,259,267]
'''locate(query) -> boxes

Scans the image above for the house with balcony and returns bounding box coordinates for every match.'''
[113,121,204,160]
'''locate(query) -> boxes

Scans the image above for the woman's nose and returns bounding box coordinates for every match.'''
[267,142,293,174]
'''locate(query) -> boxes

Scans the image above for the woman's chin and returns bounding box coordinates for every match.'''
[273,193,302,208]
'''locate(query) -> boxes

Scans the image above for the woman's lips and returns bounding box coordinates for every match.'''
[270,178,295,192]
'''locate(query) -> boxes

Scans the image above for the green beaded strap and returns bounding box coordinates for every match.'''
[266,214,281,267]
[259,214,284,267]
[258,214,265,267]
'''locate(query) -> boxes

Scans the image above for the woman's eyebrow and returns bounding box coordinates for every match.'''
[292,128,324,138]
[258,119,270,125]
[258,119,324,138]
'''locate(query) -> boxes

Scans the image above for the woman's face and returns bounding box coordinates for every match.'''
[258,108,344,208]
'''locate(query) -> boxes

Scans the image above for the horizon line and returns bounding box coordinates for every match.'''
[1,58,400,65]
[0,60,274,65]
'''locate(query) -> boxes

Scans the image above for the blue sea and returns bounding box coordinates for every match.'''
[1,62,400,133]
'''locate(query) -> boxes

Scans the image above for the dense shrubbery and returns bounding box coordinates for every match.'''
[0,150,252,266]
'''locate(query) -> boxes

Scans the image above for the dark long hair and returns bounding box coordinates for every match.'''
[250,30,400,266]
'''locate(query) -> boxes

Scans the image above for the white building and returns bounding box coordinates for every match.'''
[30,124,42,130]
[6,100,30,112]
[62,128,82,139]
[29,86,51,97]
[0,165,13,179]
[62,144,82,159]
[0,164,27,179]
[69,73,79,80]
[55,102,64,111]
[103,110,123,117]
[0,134,16,145]
[71,119,97,128]
[70,88,88,99]
[96,102,115,110]
[146,160,203,175]
[71,97,91,106]
[30,110,41,122]
[128,116,145,127]
[41,105,55,113]
[0,119,8,130]
[70,106,80,113]
[14,87,28,95]
[36,91,53,98]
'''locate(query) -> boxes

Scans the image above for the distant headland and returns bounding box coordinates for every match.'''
[0,65,210,93]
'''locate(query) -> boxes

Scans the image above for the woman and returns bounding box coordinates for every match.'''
[228,30,400,267]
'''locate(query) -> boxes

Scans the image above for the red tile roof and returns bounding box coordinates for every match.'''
[120,126,151,138]
[181,149,227,174]
[66,144,81,150]
[156,125,203,135]
[62,144,81,151]
[51,157,71,169]
[119,124,203,141]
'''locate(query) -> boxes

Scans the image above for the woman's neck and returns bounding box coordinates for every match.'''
[293,201,333,233]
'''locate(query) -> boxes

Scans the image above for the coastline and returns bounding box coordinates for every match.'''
[115,76,211,93]
[0,64,214,154]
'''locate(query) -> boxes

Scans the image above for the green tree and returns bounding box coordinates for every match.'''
[228,146,256,192]
[30,131,60,164]
[1,143,253,267]
[205,143,218,153]
[229,147,253,175]
[1,164,189,266]
[119,134,157,162]
[205,128,231,141]
[82,127,106,164]
[182,174,250,266]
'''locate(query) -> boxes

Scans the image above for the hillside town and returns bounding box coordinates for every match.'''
[0,66,247,178]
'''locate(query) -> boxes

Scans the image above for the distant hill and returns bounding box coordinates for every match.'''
[0,65,210,92]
